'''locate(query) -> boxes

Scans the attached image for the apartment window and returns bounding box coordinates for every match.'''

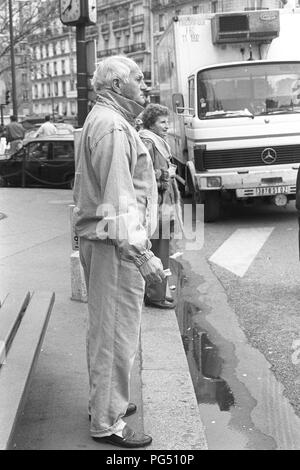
[46,63,50,76]
[22,73,27,84]
[54,62,57,75]
[46,44,49,57]
[175,9,181,15]
[19,42,26,52]
[211,1,218,13]
[23,90,28,102]
[133,2,143,16]
[133,32,143,44]
[70,57,75,74]
[47,83,51,96]
[42,83,45,98]
[193,6,199,14]
[54,82,58,96]
[135,59,143,71]
[70,79,75,91]
[53,43,57,55]
[159,14,165,32]
[61,40,65,53]
[245,0,264,10]
[62,59,66,75]
[62,81,66,96]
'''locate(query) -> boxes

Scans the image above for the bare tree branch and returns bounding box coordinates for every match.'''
[0,0,58,62]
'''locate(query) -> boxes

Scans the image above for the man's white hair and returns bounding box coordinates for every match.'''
[91,55,139,94]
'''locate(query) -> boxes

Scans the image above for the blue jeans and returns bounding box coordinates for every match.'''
[79,238,145,437]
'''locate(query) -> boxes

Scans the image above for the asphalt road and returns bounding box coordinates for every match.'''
[175,198,300,449]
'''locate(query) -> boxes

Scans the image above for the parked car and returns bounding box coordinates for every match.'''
[0,134,75,188]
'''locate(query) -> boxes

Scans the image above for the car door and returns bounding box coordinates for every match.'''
[25,141,51,187]
[0,147,25,186]
[51,140,75,187]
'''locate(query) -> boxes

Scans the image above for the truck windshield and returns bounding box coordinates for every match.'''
[197,62,300,119]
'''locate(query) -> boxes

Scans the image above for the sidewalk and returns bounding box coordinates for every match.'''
[0,188,207,450]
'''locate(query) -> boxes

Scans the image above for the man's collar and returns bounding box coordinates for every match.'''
[96,89,144,126]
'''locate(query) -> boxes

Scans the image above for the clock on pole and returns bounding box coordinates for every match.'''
[59,0,97,26]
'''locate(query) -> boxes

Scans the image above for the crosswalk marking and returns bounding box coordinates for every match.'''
[209,227,274,277]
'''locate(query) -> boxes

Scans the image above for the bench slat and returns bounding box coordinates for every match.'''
[0,292,31,366]
[0,291,55,450]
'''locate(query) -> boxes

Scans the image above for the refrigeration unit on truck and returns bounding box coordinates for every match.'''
[157,8,300,221]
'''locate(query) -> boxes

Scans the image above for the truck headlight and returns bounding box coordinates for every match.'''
[206,176,222,188]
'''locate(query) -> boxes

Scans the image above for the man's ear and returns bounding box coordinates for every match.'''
[112,78,121,94]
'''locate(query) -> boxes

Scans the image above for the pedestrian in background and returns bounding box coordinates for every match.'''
[5,115,25,154]
[139,103,182,309]
[36,115,57,137]
[73,56,165,448]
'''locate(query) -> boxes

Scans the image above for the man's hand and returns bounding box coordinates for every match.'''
[138,255,166,284]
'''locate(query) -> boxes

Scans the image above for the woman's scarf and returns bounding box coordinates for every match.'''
[139,128,172,163]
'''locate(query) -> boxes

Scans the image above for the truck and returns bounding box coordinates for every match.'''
[157,8,300,221]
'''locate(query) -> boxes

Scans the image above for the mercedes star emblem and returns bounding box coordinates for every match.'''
[261,147,277,164]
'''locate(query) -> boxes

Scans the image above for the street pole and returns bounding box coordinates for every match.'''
[8,0,18,118]
[76,24,88,127]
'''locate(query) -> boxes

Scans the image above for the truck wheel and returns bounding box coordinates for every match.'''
[204,191,221,223]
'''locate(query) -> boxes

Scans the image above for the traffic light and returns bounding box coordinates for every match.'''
[5,90,10,105]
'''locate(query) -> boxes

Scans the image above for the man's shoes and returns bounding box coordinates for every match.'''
[93,424,152,448]
[144,296,176,309]
[88,402,137,421]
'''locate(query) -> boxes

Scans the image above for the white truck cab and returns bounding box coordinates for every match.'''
[157,8,300,221]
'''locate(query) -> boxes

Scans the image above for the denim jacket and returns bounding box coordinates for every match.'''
[73,90,158,265]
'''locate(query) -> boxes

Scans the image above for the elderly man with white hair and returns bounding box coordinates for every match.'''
[73,56,165,448]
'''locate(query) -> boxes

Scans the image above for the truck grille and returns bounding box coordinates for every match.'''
[195,144,300,170]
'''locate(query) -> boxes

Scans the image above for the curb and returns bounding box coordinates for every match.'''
[141,304,208,450]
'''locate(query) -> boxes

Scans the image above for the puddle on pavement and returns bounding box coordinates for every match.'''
[181,302,235,411]
[170,257,276,450]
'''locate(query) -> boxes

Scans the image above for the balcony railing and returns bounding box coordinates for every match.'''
[97,43,146,59]
[151,0,181,9]
[130,42,146,53]
[131,14,144,25]
[97,47,122,58]
[112,18,130,30]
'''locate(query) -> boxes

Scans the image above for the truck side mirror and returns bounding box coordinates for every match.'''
[172,93,184,114]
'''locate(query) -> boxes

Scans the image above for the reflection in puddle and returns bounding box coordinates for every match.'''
[180,300,235,412]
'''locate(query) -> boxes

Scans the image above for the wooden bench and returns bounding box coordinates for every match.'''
[0,291,55,450]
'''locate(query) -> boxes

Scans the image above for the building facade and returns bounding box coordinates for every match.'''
[29,22,77,120]
[96,0,152,86]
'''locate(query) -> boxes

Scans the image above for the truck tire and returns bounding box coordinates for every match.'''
[204,191,221,223]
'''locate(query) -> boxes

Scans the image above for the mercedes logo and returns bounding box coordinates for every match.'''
[261,147,277,164]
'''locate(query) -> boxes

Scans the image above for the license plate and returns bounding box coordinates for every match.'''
[255,186,290,196]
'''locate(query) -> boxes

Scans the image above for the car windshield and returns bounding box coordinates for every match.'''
[197,62,300,119]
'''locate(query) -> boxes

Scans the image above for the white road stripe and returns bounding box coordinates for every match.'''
[209,227,274,277]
